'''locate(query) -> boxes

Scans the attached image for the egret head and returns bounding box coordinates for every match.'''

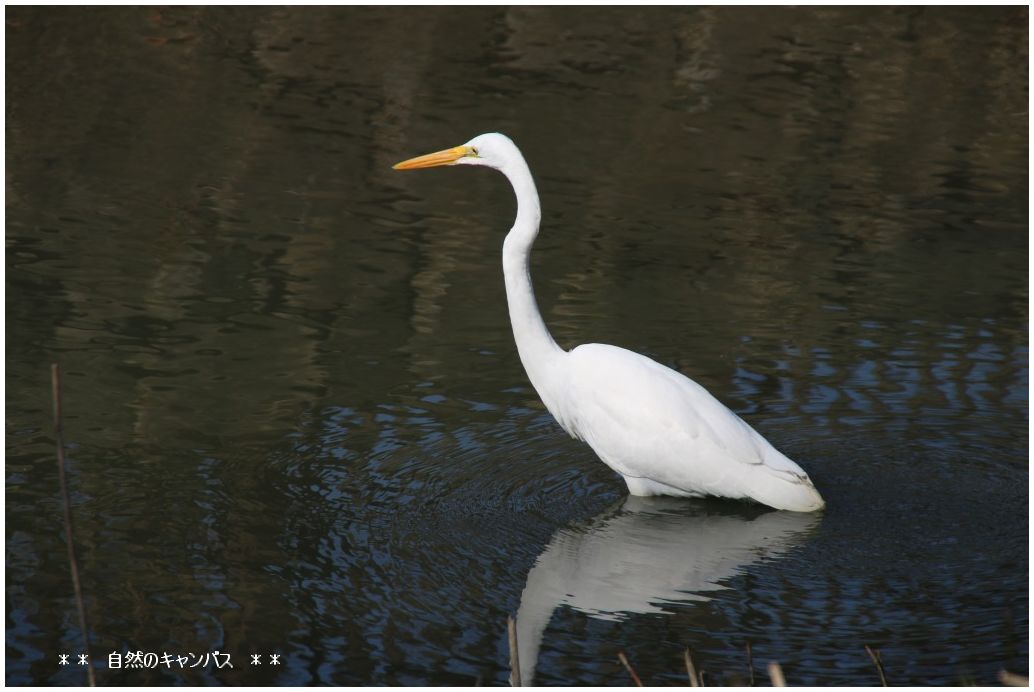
[393,132,516,172]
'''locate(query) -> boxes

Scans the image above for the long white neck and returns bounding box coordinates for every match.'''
[499,155,565,398]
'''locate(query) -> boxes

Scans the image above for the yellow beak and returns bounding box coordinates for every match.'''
[393,145,471,170]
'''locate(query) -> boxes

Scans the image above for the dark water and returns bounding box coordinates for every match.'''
[6,7,1028,686]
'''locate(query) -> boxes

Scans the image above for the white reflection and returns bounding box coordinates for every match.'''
[511,497,820,685]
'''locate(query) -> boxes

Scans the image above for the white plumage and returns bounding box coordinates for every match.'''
[394,132,824,512]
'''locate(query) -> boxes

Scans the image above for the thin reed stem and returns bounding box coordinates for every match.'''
[617,651,643,687]
[767,661,786,687]
[507,614,521,687]
[865,644,888,686]
[684,648,700,687]
[52,364,96,686]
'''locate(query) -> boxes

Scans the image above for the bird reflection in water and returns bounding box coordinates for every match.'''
[509,497,820,685]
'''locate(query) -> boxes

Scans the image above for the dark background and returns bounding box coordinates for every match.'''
[6,6,1028,685]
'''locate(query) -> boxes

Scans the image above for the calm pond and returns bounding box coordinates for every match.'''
[6,6,1027,686]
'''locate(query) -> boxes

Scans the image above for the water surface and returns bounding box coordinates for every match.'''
[6,6,1028,685]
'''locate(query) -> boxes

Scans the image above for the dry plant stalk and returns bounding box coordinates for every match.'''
[999,670,1029,687]
[617,651,644,687]
[52,364,96,686]
[507,614,521,687]
[864,644,888,686]
[768,661,786,687]
[684,648,701,687]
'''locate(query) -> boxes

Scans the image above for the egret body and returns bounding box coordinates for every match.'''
[394,133,824,512]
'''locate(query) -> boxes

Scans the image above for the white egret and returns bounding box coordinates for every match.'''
[393,133,824,512]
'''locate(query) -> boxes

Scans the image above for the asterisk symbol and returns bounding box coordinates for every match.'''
[250,654,262,665]
[269,653,281,665]
[59,654,69,665]
[78,654,89,665]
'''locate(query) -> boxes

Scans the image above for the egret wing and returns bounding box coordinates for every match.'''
[558,343,802,497]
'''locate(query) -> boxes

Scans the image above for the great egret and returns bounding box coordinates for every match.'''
[393,133,824,512]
